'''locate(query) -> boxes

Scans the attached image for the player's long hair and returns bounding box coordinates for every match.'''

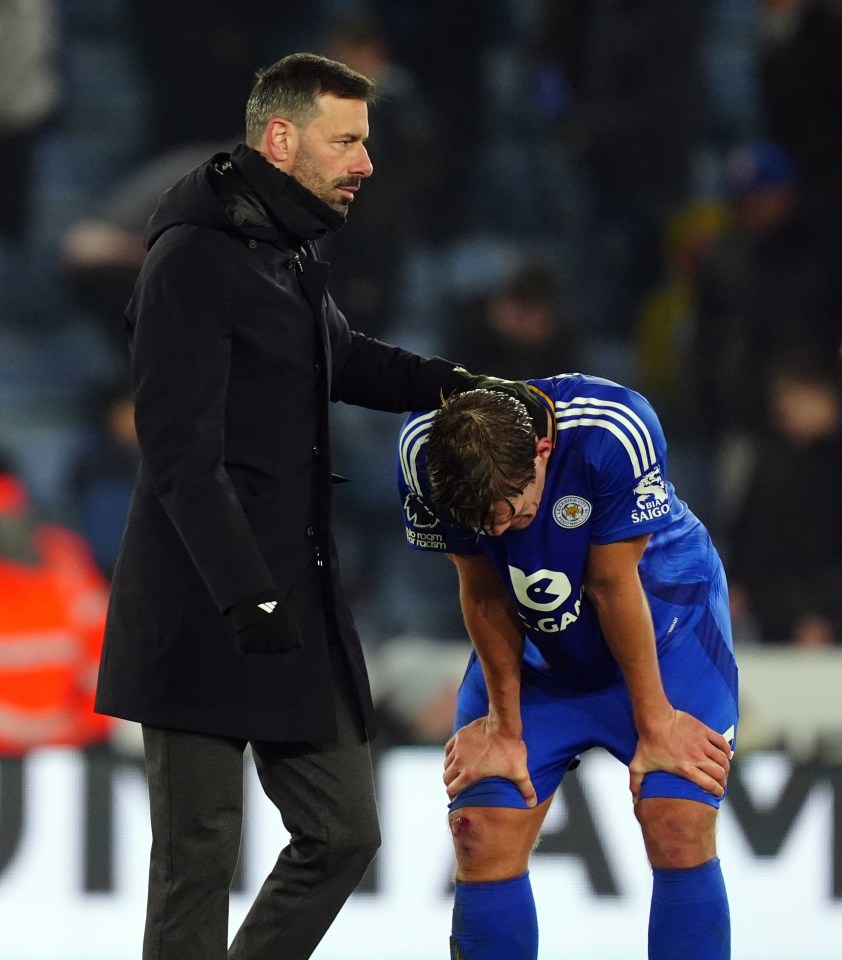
[426,389,537,533]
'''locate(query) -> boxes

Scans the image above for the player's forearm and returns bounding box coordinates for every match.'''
[461,594,525,737]
[451,554,525,736]
[589,581,672,734]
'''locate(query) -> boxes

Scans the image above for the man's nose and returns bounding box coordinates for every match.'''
[351,144,374,178]
[489,520,511,537]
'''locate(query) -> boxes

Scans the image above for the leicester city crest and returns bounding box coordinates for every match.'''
[553,495,591,529]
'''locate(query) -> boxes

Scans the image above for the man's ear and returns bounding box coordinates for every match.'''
[265,117,297,166]
[535,436,553,461]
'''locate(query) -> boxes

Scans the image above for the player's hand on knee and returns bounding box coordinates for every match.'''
[629,709,732,802]
[444,716,537,807]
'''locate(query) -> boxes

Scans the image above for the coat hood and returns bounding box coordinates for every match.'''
[144,143,346,250]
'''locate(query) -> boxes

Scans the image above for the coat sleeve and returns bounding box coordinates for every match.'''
[325,294,472,410]
[128,232,276,612]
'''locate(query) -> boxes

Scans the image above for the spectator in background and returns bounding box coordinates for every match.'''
[727,354,842,647]
[0,0,59,245]
[757,0,842,213]
[331,261,581,652]
[441,262,582,381]
[332,262,583,647]
[633,199,731,521]
[125,1,309,154]
[530,0,705,333]
[371,0,510,243]
[0,0,60,322]
[67,377,140,580]
[59,137,236,353]
[634,198,730,434]
[0,450,111,754]
[319,13,436,338]
[689,141,842,451]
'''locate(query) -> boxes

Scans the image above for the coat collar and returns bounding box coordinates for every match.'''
[229,144,345,243]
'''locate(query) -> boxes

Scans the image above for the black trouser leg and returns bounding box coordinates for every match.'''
[228,680,381,960]
[141,726,246,960]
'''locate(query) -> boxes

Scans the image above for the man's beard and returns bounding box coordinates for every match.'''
[291,148,361,216]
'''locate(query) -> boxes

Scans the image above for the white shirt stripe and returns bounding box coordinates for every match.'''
[399,411,438,494]
[555,397,656,475]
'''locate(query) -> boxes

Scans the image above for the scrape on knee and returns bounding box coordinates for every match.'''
[450,815,472,838]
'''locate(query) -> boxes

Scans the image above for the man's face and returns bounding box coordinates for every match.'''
[486,442,552,536]
[289,93,374,216]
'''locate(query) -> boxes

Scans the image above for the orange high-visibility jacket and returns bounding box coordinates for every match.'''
[0,524,111,754]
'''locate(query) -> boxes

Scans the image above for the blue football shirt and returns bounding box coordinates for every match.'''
[397,374,731,692]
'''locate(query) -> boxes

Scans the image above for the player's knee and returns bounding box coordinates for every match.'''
[449,810,490,871]
[448,809,513,880]
[636,798,717,869]
[449,811,478,859]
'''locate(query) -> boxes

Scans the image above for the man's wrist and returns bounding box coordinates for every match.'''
[487,710,523,739]
[633,701,675,736]
[227,589,280,625]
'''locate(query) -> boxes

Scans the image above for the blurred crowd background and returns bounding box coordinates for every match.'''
[2,0,842,755]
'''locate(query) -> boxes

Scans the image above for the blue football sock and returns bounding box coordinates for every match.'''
[649,857,730,959]
[450,871,538,960]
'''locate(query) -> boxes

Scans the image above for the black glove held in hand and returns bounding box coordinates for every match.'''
[227,590,303,655]
[455,372,550,438]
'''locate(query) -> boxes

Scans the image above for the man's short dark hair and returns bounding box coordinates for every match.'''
[245,52,377,146]
[426,389,537,532]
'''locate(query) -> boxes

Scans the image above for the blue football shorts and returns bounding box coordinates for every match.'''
[449,610,738,813]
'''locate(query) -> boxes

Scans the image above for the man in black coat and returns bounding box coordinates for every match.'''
[94,53,532,960]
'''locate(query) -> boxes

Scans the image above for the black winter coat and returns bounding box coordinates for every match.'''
[94,144,467,742]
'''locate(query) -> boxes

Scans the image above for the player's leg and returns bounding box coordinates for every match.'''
[635,797,730,960]
[449,799,553,960]
[636,795,718,867]
[141,725,247,960]
[626,599,737,960]
[446,655,577,960]
[228,668,380,960]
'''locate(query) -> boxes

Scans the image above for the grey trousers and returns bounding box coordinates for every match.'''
[140,678,381,960]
